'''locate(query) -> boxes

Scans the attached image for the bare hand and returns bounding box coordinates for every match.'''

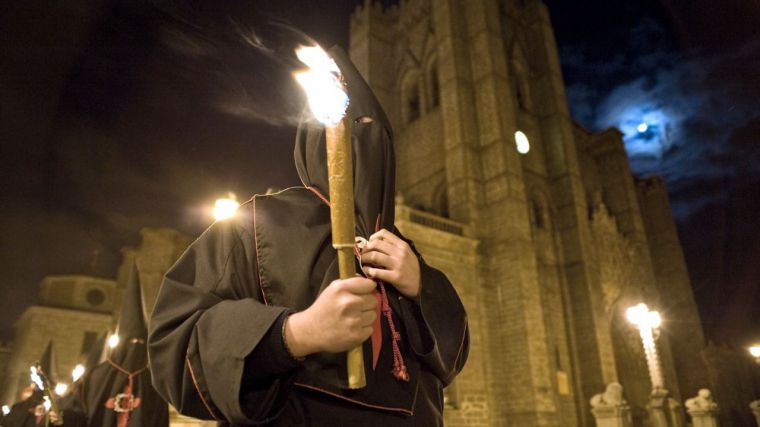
[285,277,377,357]
[360,229,421,299]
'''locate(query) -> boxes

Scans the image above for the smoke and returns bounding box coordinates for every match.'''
[152,5,320,127]
[562,19,760,217]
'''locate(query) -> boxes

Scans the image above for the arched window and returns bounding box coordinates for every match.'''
[433,182,449,218]
[427,59,440,109]
[530,195,549,230]
[531,199,544,229]
[401,71,422,125]
[511,60,532,112]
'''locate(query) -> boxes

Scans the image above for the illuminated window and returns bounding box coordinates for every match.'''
[515,130,530,154]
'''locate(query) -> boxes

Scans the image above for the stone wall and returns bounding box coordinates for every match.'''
[396,204,486,427]
[1,306,111,403]
[350,1,709,426]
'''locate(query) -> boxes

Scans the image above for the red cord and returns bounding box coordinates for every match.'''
[378,283,409,381]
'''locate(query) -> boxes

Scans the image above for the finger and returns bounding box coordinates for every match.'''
[340,277,376,294]
[359,326,374,340]
[358,294,378,311]
[369,229,404,247]
[359,310,377,326]
[362,239,399,256]
[366,266,399,284]
[360,251,396,270]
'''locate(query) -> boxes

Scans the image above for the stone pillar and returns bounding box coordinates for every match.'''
[647,388,674,427]
[750,400,760,426]
[637,176,708,400]
[685,389,720,427]
[590,383,632,427]
[668,398,685,427]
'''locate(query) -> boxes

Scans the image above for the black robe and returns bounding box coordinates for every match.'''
[4,343,60,427]
[84,262,168,427]
[148,47,468,426]
[1,390,43,427]
[54,333,106,427]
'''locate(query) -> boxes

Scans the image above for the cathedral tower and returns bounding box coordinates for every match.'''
[350,0,706,425]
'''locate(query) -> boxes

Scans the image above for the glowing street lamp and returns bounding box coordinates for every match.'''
[627,303,665,390]
[30,366,45,390]
[213,194,240,221]
[749,345,760,364]
[107,334,120,349]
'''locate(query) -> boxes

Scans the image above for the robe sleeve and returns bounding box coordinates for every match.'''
[395,233,470,386]
[148,207,300,425]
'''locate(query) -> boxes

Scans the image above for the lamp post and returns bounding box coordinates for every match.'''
[627,303,682,427]
[627,303,664,390]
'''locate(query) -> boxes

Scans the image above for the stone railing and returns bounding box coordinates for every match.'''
[395,205,472,237]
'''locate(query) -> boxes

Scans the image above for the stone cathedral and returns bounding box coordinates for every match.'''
[4,1,740,426]
[348,0,709,426]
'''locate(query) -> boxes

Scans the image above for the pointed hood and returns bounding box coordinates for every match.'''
[84,333,107,373]
[253,46,419,413]
[110,261,148,370]
[294,46,396,238]
[81,265,166,426]
[37,340,58,385]
[57,332,107,419]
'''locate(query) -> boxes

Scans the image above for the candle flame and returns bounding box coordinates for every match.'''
[72,364,86,382]
[294,45,348,127]
[30,366,44,390]
[54,383,68,396]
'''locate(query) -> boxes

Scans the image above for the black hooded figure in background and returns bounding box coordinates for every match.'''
[53,333,107,427]
[83,263,168,427]
[2,342,57,427]
[148,47,469,426]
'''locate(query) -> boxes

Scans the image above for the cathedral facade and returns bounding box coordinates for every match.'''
[348,0,708,425]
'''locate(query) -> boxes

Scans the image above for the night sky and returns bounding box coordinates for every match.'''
[1,0,758,347]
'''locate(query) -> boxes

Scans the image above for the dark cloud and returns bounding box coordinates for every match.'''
[564,19,760,217]
[560,16,760,343]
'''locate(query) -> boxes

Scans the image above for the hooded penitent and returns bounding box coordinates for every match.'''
[3,342,57,427]
[37,342,58,387]
[84,262,168,427]
[148,46,468,426]
[55,333,107,427]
